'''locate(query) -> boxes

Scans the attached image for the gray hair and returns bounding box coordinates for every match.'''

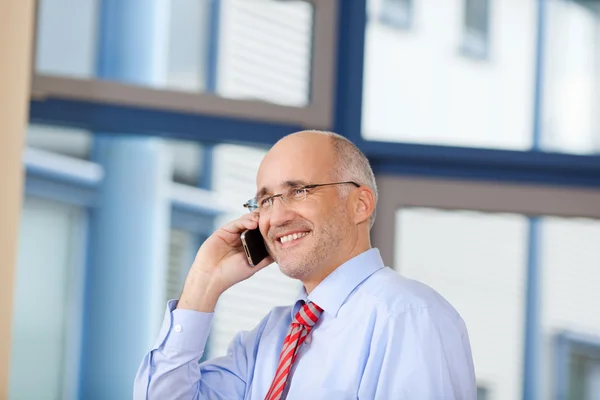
[321,131,378,229]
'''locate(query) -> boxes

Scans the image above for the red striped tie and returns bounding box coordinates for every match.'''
[264,301,323,400]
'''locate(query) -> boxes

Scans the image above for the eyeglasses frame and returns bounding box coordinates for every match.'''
[243,181,360,212]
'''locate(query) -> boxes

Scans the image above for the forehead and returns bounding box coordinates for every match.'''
[256,134,334,193]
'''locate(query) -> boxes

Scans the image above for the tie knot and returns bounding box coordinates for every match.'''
[294,301,323,328]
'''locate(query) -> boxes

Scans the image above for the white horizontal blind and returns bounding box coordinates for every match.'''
[165,229,194,304]
[217,0,313,107]
[207,143,301,359]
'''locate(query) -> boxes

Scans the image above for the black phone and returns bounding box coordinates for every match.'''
[240,228,269,266]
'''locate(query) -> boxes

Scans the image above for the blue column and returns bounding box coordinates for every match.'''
[523,1,547,399]
[523,217,542,400]
[81,1,171,399]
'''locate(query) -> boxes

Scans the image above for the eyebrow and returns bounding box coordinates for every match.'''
[256,179,309,199]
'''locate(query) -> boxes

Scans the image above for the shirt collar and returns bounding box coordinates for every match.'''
[291,248,385,319]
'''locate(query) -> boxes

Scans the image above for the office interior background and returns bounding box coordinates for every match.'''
[2,0,600,399]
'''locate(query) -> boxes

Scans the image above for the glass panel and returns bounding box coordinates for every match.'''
[363,0,537,149]
[27,124,93,159]
[26,124,204,184]
[542,0,600,154]
[9,197,85,400]
[166,229,196,304]
[35,0,99,78]
[166,139,203,186]
[569,352,589,400]
[462,0,490,59]
[588,361,600,400]
[477,385,490,400]
[35,0,314,107]
[540,216,600,399]
[378,0,413,30]
[165,0,209,92]
[396,208,528,400]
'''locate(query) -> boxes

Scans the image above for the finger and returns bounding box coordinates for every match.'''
[220,214,260,235]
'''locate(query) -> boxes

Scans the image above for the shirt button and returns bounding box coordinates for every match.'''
[305,337,311,344]
[174,324,182,333]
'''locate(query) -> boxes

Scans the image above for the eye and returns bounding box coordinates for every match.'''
[259,197,272,207]
[290,188,306,199]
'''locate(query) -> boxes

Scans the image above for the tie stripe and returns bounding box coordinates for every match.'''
[264,301,323,400]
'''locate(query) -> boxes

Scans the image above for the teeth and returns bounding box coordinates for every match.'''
[280,232,308,244]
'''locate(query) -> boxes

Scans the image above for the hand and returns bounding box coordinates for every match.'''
[177,213,273,312]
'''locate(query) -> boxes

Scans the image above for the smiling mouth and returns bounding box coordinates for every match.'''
[278,231,310,244]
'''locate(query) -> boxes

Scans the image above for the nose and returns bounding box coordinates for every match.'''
[267,196,295,227]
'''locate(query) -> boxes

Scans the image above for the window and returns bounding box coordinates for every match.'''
[477,386,490,400]
[27,124,92,160]
[461,0,490,59]
[569,351,600,400]
[9,197,87,399]
[166,230,197,304]
[541,0,600,154]
[541,216,600,399]
[395,208,527,400]
[555,333,600,400]
[362,0,535,150]
[379,0,413,29]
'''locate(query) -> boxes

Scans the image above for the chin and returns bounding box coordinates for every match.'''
[277,259,312,280]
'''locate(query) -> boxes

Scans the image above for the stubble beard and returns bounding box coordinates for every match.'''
[277,206,350,281]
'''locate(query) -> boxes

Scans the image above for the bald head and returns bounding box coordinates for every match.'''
[271,130,335,165]
[258,130,378,228]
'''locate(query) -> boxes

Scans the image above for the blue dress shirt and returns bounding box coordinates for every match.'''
[134,248,476,399]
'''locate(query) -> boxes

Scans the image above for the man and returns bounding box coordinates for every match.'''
[134,131,476,399]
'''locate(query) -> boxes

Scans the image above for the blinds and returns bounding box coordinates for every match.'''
[216,0,313,107]
[166,229,195,304]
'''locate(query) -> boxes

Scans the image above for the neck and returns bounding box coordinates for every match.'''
[302,240,371,294]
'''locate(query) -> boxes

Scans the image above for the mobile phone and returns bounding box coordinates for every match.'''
[240,228,269,266]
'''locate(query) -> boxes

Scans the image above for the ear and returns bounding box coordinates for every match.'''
[352,186,375,225]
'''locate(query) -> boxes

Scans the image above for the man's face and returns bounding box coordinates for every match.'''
[255,134,354,280]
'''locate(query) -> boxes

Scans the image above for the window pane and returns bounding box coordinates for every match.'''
[35,0,314,107]
[27,124,93,159]
[396,208,528,400]
[465,0,489,34]
[35,0,99,78]
[10,197,85,399]
[540,216,600,399]
[541,0,600,154]
[166,229,196,304]
[363,0,537,149]
[378,0,413,29]
[165,0,208,92]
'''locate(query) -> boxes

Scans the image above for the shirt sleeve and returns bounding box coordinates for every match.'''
[358,306,477,400]
[133,300,269,400]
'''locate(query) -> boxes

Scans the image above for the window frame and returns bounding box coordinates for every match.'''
[30,0,339,131]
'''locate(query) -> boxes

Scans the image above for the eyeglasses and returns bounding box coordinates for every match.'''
[243,181,360,213]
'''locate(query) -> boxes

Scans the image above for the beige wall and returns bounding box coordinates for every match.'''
[0,1,35,396]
